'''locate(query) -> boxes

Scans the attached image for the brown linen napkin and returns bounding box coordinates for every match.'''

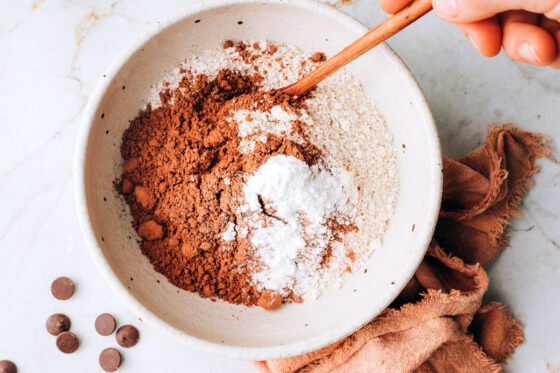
[256,125,552,373]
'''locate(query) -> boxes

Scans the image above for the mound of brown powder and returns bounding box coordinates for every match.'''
[119,67,329,307]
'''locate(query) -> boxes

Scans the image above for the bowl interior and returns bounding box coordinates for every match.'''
[78,0,441,360]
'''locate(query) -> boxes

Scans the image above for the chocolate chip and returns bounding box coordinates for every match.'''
[0,360,17,373]
[95,313,116,336]
[56,332,80,353]
[46,313,71,336]
[115,325,139,348]
[99,348,121,372]
[51,277,75,300]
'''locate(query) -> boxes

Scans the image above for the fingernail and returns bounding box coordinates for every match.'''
[433,0,458,18]
[465,34,480,53]
[518,43,541,64]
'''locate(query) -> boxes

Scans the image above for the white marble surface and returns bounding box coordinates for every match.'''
[0,0,558,372]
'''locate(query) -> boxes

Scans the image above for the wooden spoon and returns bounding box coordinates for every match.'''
[282,0,433,96]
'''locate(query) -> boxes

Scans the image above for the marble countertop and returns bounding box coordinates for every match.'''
[1,0,558,372]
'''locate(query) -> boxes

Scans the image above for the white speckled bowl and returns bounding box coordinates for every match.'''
[75,0,442,360]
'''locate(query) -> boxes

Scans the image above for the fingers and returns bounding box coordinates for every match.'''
[381,0,560,68]
[379,0,413,14]
[540,16,560,68]
[433,0,560,23]
[500,11,558,66]
[456,17,502,57]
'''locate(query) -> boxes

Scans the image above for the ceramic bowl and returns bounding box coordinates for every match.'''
[75,0,442,360]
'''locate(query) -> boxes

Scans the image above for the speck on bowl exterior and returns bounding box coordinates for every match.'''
[75,0,442,361]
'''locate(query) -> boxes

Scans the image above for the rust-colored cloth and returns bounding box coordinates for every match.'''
[256,125,552,373]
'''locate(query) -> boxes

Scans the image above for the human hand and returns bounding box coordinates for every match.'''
[380,0,560,68]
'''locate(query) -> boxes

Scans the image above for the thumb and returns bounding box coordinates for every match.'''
[433,0,560,23]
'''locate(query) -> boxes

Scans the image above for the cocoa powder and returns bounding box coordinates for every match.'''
[119,42,355,309]
[120,67,324,307]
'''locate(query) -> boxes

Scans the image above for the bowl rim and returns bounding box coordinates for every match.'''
[74,0,442,361]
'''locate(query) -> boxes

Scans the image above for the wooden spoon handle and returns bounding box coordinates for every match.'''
[282,0,433,96]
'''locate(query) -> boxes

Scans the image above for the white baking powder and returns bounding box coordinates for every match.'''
[241,155,353,295]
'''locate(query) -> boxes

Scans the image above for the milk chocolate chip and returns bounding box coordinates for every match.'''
[46,313,71,336]
[95,313,116,336]
[56,332,80,353]
[99,348,121,372]
[116,325,140,348]
[0,360,17,373]
[51,277,75,300]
